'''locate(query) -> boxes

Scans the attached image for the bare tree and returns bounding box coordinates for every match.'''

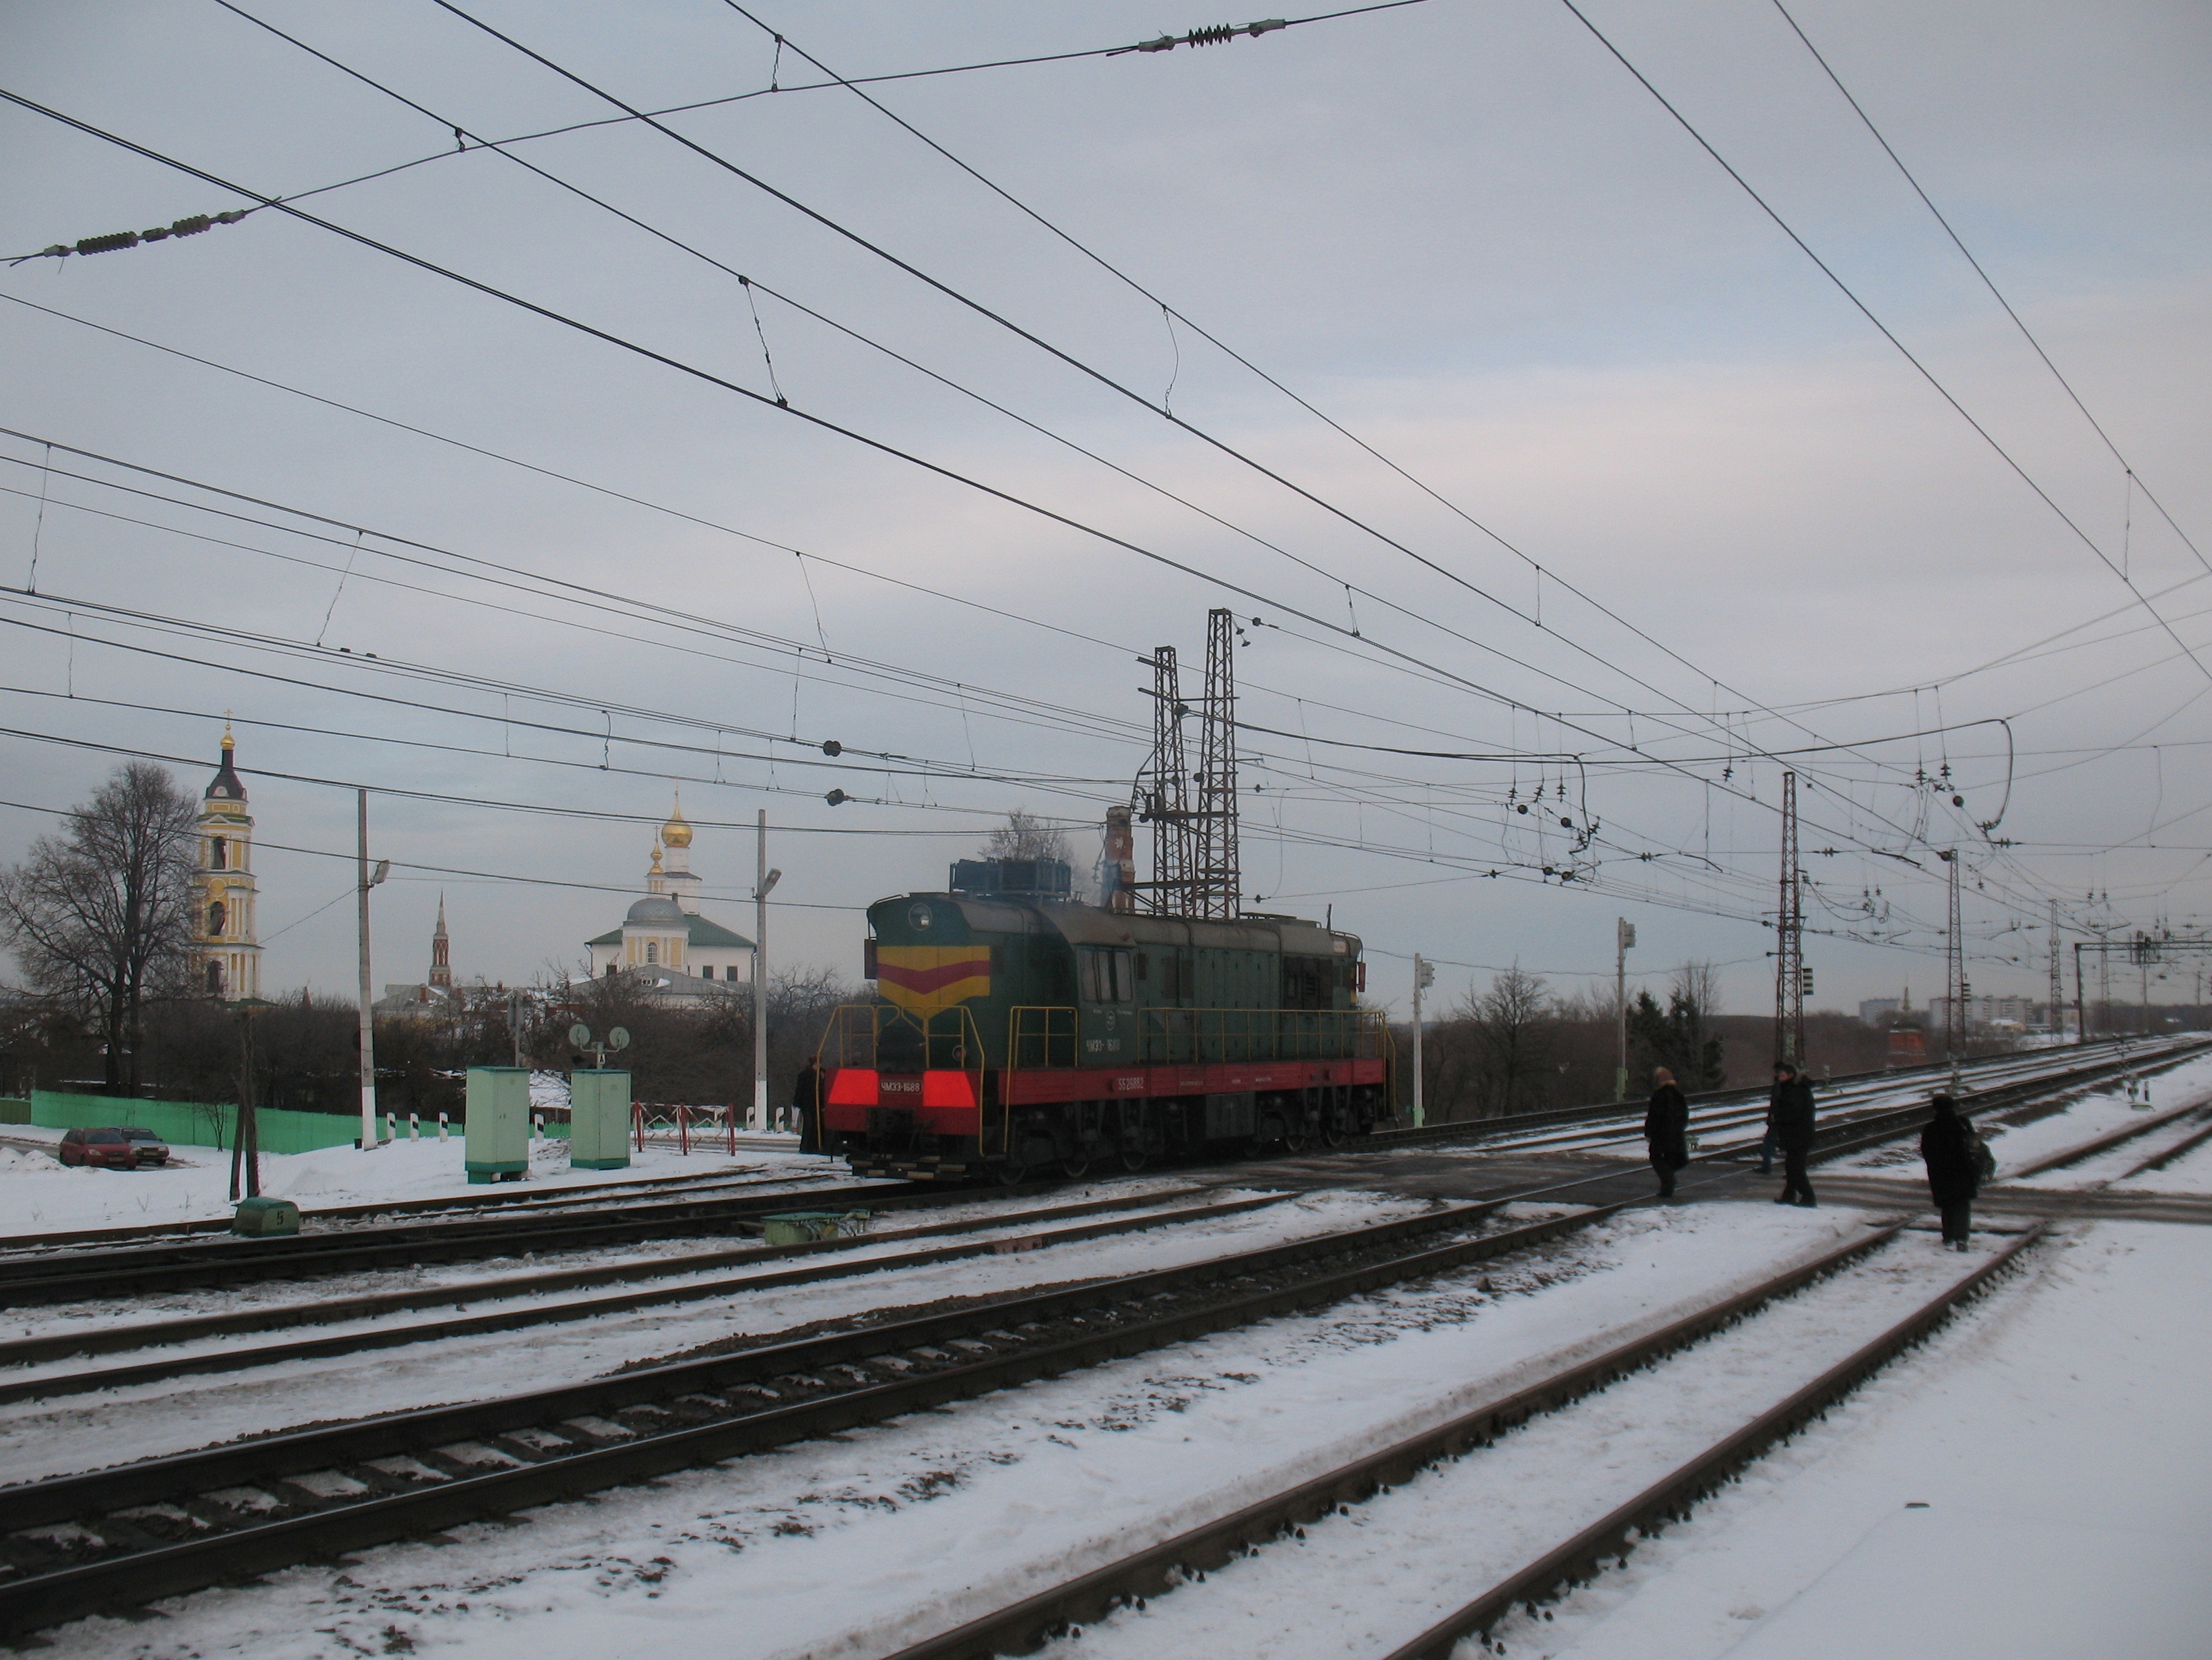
[1464,964,1556,1116]
[0,763,197,1094]
[983,810,1071,864]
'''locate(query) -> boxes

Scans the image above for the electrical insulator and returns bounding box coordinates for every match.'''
[1801,968,1815,995]
[75,231,141,255]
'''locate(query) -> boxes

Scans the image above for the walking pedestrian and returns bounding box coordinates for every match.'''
[1920,1093,1981,1248]
[1644,1066,1689,1198]
[1769,1061,1818,1207]
[792,1055,823,1155]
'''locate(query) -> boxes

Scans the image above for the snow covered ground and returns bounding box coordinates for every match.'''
[1824,1048,2212,1180]
[0,1128,845,1239]
[1479,1220,2212,1660]
[0,1188,1437,1485]
[2111,1130,2212,1196]
[24,1200,1872,1659]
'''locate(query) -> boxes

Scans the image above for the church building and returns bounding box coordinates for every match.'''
[585,796,754,993]
[189,727,261,998]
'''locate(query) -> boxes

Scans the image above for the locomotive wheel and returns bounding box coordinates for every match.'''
[997,1159,1032,1187]
[1060,1155,1092,1180]
[1321,1120,1346,1148]
[1118,1142,1150,1173]
[1282,1127,1311,1154]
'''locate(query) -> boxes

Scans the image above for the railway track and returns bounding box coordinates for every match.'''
[0,1159,863,1254]
[0,1176,950,1306]
[876,1221,2044,1659]
[0,1195,1630,1639]
[1371,1035,2201,1157]
[0,1044,2169,1641]
[0,1188,1294,1404]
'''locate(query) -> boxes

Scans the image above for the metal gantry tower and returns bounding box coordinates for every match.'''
[1191,608,1242,919]
[1773,771,1803,1065]
[1140,645,1192,915]
[2048,899,2064,1035]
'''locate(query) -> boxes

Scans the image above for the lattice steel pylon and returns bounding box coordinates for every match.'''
[1140,645,1192,915]
[1774,770,1803,1064]
[1190,608,1242,919]
[2047,899,2064,1035]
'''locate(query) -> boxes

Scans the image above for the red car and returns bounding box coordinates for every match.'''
[57,1126,170,1169]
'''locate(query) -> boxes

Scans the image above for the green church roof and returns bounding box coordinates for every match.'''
[586,912,754,950]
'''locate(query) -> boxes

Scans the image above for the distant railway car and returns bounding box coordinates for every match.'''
[818,856,1391,1180]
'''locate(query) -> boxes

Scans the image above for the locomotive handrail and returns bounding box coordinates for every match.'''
[1007,1005,1078,1069]
[817,1002,987,1079]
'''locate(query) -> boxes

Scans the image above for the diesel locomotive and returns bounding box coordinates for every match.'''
[818,856,1393,1180]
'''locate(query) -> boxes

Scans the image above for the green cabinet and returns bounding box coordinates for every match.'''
[465,1066,531,1183]
[569,1069,632,1170]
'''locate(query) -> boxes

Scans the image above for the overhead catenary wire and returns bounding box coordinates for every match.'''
[192,6,1787,751]
[1549,0,2212,686]
[2,90,1951,882]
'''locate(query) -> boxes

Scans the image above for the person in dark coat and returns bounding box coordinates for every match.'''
[1768,1062,1818,1207]
[1644,1066,1689,1198]
[1920,1093,1980,1248]
[792,1057,823,1155]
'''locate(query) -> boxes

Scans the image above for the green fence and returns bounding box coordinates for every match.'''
[30,1091,365,1155]
[0,1099,28,1126]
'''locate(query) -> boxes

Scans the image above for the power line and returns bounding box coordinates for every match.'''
[197,8,1776,746]
[1551,0,2212,686]
[1764,0,2206,577]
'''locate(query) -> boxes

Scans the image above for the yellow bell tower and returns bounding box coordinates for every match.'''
[189,725,261,998]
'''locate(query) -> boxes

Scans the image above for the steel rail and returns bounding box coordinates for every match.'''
[1363,1035,2186,1151]
[2118,1114,2212,1181]
[0,1192,1291,1404]
[0,1161,864,1253]
[0,1177,961,1305]
[1377,1223,2048,1660]
[874,1220,2042,1660]
[0,1053,2114,1639]
[0,1187,1235,1369]
[0,1197,1631,1637]
[2004,1096,2212,1180]
[873,1217,1916,1659]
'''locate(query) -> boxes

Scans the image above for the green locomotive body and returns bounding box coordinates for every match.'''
[818,858,1392,1180]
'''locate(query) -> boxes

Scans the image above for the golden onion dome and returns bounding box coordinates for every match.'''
[661,792,693,849]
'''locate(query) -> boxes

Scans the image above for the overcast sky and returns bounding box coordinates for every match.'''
[2,0,2208,1022]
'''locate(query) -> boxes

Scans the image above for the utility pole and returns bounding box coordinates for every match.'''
[1944,850,1967,1084]
[752,810,781,1131]
[1773,772,1803,1066]
[2047,900,2064,1037]
[2074,941,2087,1047]
[1615,918,1636,1100]
[354,790,388,1151]
[1411,953,1434,1127]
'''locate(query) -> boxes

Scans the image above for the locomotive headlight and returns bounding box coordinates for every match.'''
[909,902,933,931]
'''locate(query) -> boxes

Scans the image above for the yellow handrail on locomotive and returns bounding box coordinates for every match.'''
[1007,1005,1079,1070]
[817,1002,989,1084]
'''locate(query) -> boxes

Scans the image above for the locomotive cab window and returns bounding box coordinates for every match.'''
[1080,947,1134,1003]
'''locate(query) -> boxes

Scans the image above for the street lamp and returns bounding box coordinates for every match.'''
[356,783,390,1152]
[754,818,782,1129]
